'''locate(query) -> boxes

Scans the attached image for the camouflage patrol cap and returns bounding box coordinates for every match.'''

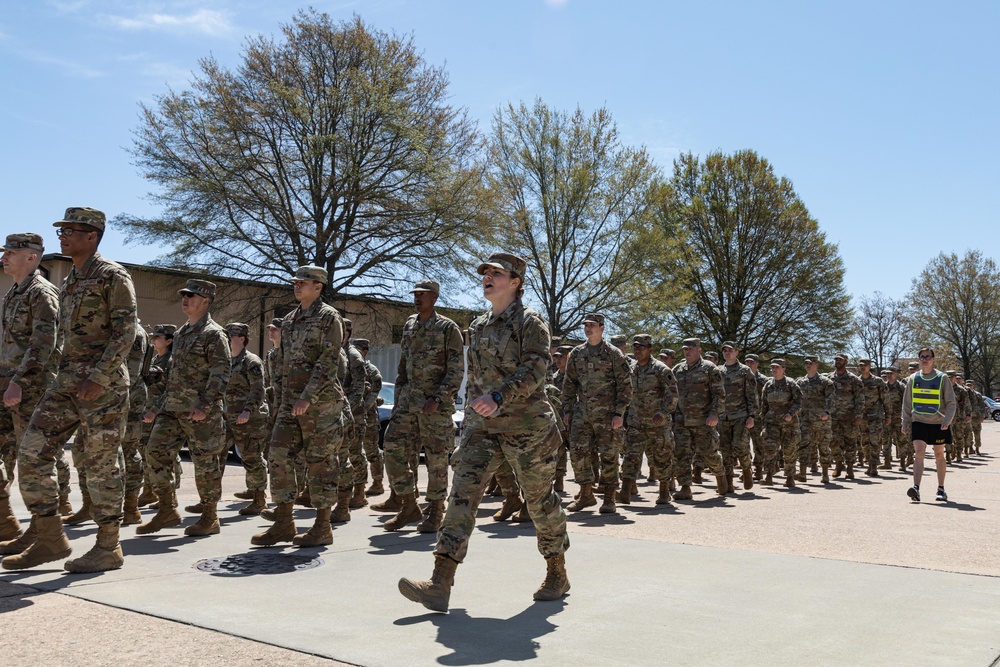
[770,358,786,368]
[956,371,964,378]
[681,337,701,348]
[721,340,738,350]
[178,279,216,299]
[150,324,177,337]
[53,206,106,231]
[352,338,370,350]
[225,322,249,337]
[887,366,899,373]
[880,369,889,376]
[857,358,872,366]
[268,318,283,329]
[744,354,760,362]
[290,265,328,285]
[610,334,628,346]
[834,353,848,362]
[803,355,818,364]
[550,336,563,347]
[477,252,527,279]
[582,313,605,326]
[705,351,719,361]
[659,349,675,357]
[4,233,44,252]
[555,345,574,356]
[946,370,957,377]
[633,334,653,347]
[907,361,919,370]
[410,280,440,295]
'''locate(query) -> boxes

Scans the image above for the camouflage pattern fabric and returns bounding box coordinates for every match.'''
[828,369,863,466]
[362,359,384,481]
[121,328,149,493]
[339,343,369,489]
[436,298,567,564]
[883,379,906,462]
[859,374,889,469]
[141,349,182,489]
[672,357,725,484]
[761,377,802,477]
[748,370,768,466]
[19,252,136,524]
[226,348,269,492]
[796,373,835,467]
[718,361,760,477]
[622,359,677,480]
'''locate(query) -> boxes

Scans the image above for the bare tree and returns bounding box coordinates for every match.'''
[851,292,909,370]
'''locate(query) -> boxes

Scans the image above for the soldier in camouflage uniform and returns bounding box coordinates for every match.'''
[3,208,137,573]
[882,367,908,470]
[760,359,802,487]
[796,355,834,483]
[117,326,149,525]
[0,233,74,549]
[551,345,572,492]
[856,359,890,477]
[621,334,677,505]
[138,279,231,538]
[378,280,463,534]
[562,313,632,514]
[353,339,386,496]
[966,379,985,456]
[609,333,635,489]
[336,320,370,518]
[743,354,769,480]
[947,371,971,463]
[223,323,269,516]
[828,353,863,480]
[399,252,569,613]
[717,341,759,493]
[671,338,727,499]
[139,324,179,506]
[251,266,346,547]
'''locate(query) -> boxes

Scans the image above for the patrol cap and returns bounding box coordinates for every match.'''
[946,370,957,377]
[659,349,675,357]
[53,206,106,232]
[290,265,328,284]
[556,344,575,356]
[477,252,527,279]
[178,279,216,299]
[880,369,889,376]
[352,338,370,350]
[4,233,44,252]
[681,337,701,348]
[610,334,628,346]
[225,322,249,337]
[907,361,919,370]
[633,334,653,347]
[267,318,283,329]
[770,358,786,368]
[956,371,964,378]
[857,358,872,366]
[705,351,719,361]
[150,324,177,337]
[888,366,899,373]
[550,336,563,347]
[834,353,848,362]
[582,313,605,326]
[721,340,738,350]
[803,355,818,364]
[410,280,440,295]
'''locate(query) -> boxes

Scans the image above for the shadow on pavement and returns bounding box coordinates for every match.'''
[926,501,986,512]
[0,587,38,614]
[121,534,190,557]
[564,512,635,526]
[367,531,436,556]
[395,600,567,665]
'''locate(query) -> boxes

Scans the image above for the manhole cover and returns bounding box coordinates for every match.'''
[194,553,324,576]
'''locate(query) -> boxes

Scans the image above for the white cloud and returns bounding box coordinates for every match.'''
[10,47,104,78]
[105,8,235,36]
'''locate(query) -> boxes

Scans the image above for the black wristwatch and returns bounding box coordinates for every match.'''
[490,391,504,407]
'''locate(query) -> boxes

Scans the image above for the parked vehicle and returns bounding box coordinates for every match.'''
[377,382,464,447]
[984,396,1000,421]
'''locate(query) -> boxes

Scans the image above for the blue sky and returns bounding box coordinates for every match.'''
[2,0,997,304]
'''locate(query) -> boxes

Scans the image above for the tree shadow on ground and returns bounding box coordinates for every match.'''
[395,600,567,665]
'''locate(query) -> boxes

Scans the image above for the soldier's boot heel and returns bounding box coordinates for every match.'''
[845,462,855,480]
[795,461,808,482]
[58,493,74,517]
[692,467,704,484]
[184,503,220,537]
[349,483,368,509]
[234,489,255,500]
[384,493,423,531]
[365,477,385,497]
[251,502,296,546]
[371,489,402,512]
[599,485,617,514]
[1,514,71,571]
[239,490,268,516]
[292,508,333,547]
[493,495,522,521]
[0,496,22,542]
[64,524,123,573]
[64,490,92,526]
[656,481,672,504]
[617,479,634,505]
[418,500,446,533]
[566,483,597,512]
[0,515,34,554]
[673,484,693,501]
[741,467,754,490]
[135,501,182,535]
[715,475,728,495]
[553,475,564,493]
[821,465,830,484]
[122,492,142,526]
[533,554,570,601]
[398,554,457,613]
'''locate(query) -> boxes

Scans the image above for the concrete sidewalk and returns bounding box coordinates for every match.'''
[3,427,1000,666]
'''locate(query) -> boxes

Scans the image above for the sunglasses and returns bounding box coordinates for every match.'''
[918,355,933,360]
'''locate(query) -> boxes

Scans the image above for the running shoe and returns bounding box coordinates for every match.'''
[936,487,948,502]
[907,485,920,502]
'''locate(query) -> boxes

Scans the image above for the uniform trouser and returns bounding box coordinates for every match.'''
[763,421,800,477]
[555,426,569,478]
[717,419,752,477]
[348,416,367,486]
[568,416,619,488]
[384,411,454,501]
[748,422,764,465]
[121,412,145,493]
[269,401,344,507]
[623,423,673,480]
[436,421,568,563]
[885,416,905,461]
[673,423,724,486]
[140,419,182,490]
[799,419,832,467]
[830,419,858,465]
[364,408,383,480]
[972,419,982,451]
[146,409,227,504]
[227,419,268,491]
[1,393,71,501]
[859,416,885,466]
[19,386,127,524]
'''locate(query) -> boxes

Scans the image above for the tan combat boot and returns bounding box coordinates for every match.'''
[656,481,672,504]
[371,488,402,512]
[64,523,123,573]
[331,488,352,524]
[880,453,892,470]
[64,489,93,526]
[136,486,157,507]
[1,514,71,571]
[795,461,808,483]
[0,495,22,541]
[0,514,36,554]
[533,554,570,601]
[599,485,617,514]
[725,474,735,494]
[741,466,754,490]
[348,483,368,509]
[135,491,182,535]
[238,490,267,516]
[845,461,855,480]
[833,461,843,478]
[417,499,445,533]
[810,462,819,474]
[510,502,532,523]
[122,491,141,526]
[292,508,333,547]
[384,492,423,531]
[251,502,297,546]
[294,488,312,507]
[617,479,634,505]
[58,493,74,516]
[233,489,255,500]
[365,477,385,497]
[648,465,659,484]
[784,472,795,488]
[184,502,220,537]
[398,554,458,613]
[553,475,564,493]
[566,483,597,511]
[184,501,204,514]
[763,471,774,485]
[492,494,522,521]
[821,465,830,484]
[674,484,693,500]
[692,466,704,484]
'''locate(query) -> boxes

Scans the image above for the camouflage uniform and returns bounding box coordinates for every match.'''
[19,252,136,524]
[859,371,889,473]
[796,372,834,471]
[717,358,760,482]
[748,367,768,474]
[828,368,863,472]
[436,297,567,563]
[968,386,986,454]
[383,310,464,501]
[142,342,181,489]
[338,341,369,491]
[949,379,971,460]
[362,357,384,484]
[883,378,907,466]
[118,328,149,495]
[0,269,71,505]
[672,356,725,486]
[269,299,346,508]
[623,358,677,483]
[225,346,269,492]
[760,373,802,480]
[145,310,231,505]
[563,341,632,488]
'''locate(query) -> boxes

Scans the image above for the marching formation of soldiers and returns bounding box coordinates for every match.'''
[0,219,989,610]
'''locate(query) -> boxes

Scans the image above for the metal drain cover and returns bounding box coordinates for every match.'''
[194,552,324,576]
